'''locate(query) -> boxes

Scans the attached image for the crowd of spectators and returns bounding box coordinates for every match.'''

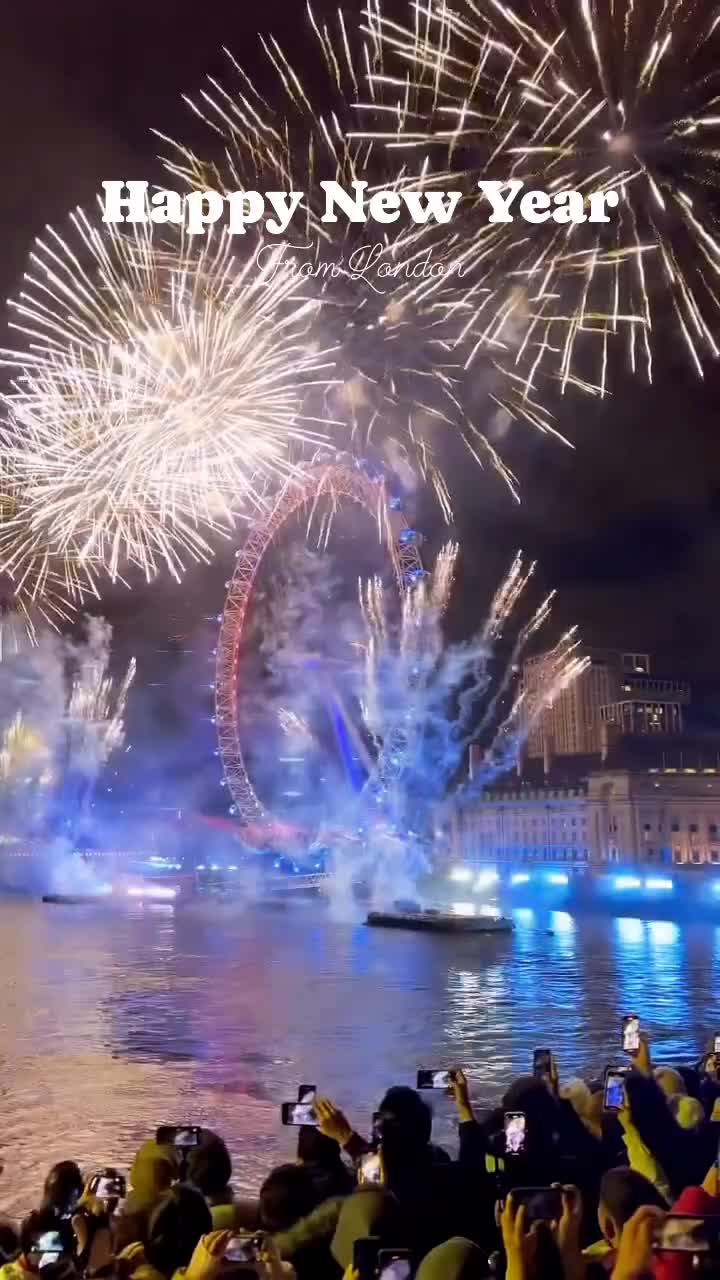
[2,1033,720,1279]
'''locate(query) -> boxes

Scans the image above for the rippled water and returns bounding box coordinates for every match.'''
[0,897,718,1218]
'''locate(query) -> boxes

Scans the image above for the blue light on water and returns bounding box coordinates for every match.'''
[645,877,673,891]
[616,917,645,945]
[547,873,569,886]
[550,911,575,934]
[614,875,642,890]
[648,921,679,946]
[511,873,530,885]
[513,908,535,924]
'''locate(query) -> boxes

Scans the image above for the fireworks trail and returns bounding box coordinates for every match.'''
[358,544,587,864]
[356,0,720,388]
[66,647,136,766]
[159,4,582,513]
[0,209,338,589]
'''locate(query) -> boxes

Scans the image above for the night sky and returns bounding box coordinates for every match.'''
[2,1,719,811]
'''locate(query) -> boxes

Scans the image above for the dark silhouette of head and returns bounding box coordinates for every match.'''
[42,1163,84,1217]
[375,1086,432,1163]
[259,1164,317,1232]
[599,1168,667,1246]
[297,1126,344,1168]
[185,1130,232,1198]
[145,1186,212,1277]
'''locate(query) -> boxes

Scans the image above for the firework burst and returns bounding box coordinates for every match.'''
[160,4,584,513]
[0,208,337,587]
[355,0,720,389]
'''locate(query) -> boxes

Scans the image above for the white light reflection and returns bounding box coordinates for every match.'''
[647,921,679,946]
[513,908,535,924]
[550,911,575,934]
[615,917,645,945]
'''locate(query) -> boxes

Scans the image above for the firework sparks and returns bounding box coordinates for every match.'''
[66,652,136,764]
[0,209,337,586]
[160,4,582,513]
[356,0,720,388]
[360,542,587,823]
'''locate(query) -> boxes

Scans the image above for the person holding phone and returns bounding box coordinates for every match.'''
[0,1211,68,1280]
[113,1139,180,1254]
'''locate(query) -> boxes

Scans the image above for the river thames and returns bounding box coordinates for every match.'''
[0,896,718,1216]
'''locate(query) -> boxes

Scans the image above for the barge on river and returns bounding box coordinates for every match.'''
[366,907,513,934]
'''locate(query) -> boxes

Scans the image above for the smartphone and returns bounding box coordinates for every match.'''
[281,1101,318,1126]
[223,1234,264,1264]
[354,1236,381,1280]
[30,1231,64,1269]
[88,1172,126,1199]
[653,1214,720,1253]
[511,1187,564,1224]
[156,1125,203,1147]
[358,1152,383,1186]
[378,1250,412,1280]
[714,1036,720,1055]
[533,1048,552,1078]
[297,1084,316,1103]
[622,1014,641,1055]
[416,1068,453,1090]
[603,1065,629,1112]
[504,1110,527,1155]
[371,1111,383,1145]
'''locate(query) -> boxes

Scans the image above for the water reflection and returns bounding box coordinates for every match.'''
[0,899,718,1217]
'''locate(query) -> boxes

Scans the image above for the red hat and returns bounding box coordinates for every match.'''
[653,1186,720,1280]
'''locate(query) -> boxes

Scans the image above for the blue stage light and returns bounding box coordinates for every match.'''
[511,873,530,885]
[645,877,673,891]
[547,873,569,886]
[614,875,642,890]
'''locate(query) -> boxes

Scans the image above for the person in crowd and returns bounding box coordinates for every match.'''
[296,1126,354,1202]
[584,1167,668,1273]
[259,1164,338,1280]
[114,1141,179,1253]
[41,1165,84,1222]
[0,1209,65,1280]
[317,1085,490,1256]
[185,1130,260,1231]
[142,1185,212,1279]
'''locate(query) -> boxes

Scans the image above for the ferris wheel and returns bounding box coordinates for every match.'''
[214,460,424,837]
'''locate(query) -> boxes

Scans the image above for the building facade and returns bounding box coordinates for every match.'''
[455,766,720,867]
[521,650,690,758]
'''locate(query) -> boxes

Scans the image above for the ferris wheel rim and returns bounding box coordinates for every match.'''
[214,461,424,838]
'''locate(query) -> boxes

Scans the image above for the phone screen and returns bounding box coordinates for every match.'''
[622,1015,640,1055]
[32,1232,64,1269]
[416,1069,451,1090]
[511,1188,563,1223]
[298,1085,316,1104]
[714,1036,720,1055]
[359,1153,383,1186]
[504,1110,526,1155]
[281,1101,318,1126]
[223,1235,262,1264]
[156,1125,202,1147]
[604,1067,628,1111]
[378,1251,411,1280]
[90,1174,126,1199]
[533,1049,552,1077]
